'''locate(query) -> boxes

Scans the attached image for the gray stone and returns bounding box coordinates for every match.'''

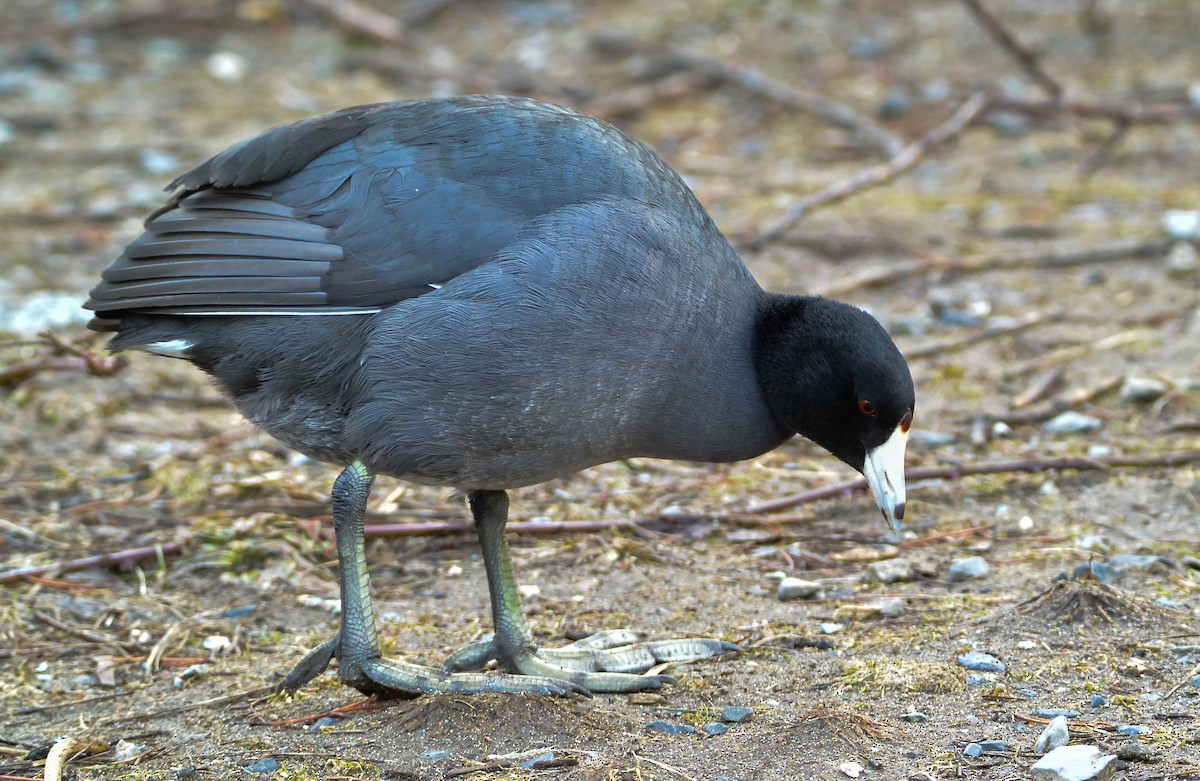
[864,558,915,584]
[956,651,1005,673]
[1033,708,1080,718]
[702,722,729,735]
[963,742,983,758]
[979,740,1011,753]
[1116,724,1150,736]
[246,758,280,774]
[647,720,696,734]
[776,577,821,601]
[721,706,753,723]
[948,556,990,581]
[1036,715,1071,754]
[900,711,928,723]
[1119,377,1168,403]
[1042,412,1103,435]
[419,749,454,762]
[1167,240,1200,277]
[876,597,906,617]
[1030,745,1117,781]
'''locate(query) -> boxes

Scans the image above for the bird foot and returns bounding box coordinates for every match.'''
[276,632,589,698]
[442,629,740,693]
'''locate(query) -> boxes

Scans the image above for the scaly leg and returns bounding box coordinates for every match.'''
[278,463,587,697]
[443,490,738,693]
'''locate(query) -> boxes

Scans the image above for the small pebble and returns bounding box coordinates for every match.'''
[245,758,280,774]
[420,749,454,762]
[818,622,844,634]
[1036,715,1071,754]
[1042,411,1103,435]
[963,742,983,758]
[864,558,915,584]
[309,716,340,733]
[1030,745,1117,781]
[877,597,906,617]
[979,740,1011,752]
[647,720,696,734]
[839,760,865,778]
[1116,725,1150,737]
[721,706,754,723]
[206,51,247,83]
[948,556,990,581]
[909,429,956,448]
[966,673,990,686]
[1119,377,1168,403]
[900,711,928,723]
[956,651,1005,673]
[702,722,729,736]
[1188,675,1200,689]
[1033,708,1081,718]
[220,605,257,619]
[1018,640,1037,650]
[1167,240,1200,277]
[1123,658,1149,676]
[1163,209,1200,239]
[114,740,146,762]
[1089,695,1106,708]
[72,674,96,688]
[776,577,821,601]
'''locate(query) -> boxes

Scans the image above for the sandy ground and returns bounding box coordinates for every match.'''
[1,1,1198,779]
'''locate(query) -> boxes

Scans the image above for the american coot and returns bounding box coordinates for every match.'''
[86,96,914,697]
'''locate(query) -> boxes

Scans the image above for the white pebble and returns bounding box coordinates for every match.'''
[1035,715,1071,754]
[206,51,247,83]
[1030,745,1116,781]
[777,577,821,601]
[1163,210,1200,240]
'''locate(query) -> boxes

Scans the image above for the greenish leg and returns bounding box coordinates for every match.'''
[278,463,587,697]
[458,490,738,693]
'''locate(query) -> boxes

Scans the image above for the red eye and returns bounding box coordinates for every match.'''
[858,400,877,416]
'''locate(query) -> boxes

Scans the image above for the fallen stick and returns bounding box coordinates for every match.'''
[813,239,1170,297]
[957,0,1063,99]
[588,31,904,159]
[0,542,185,584]
[748,93,990,248]
[746,451,1200,514]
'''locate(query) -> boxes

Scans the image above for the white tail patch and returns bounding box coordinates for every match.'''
[143,339,195,358]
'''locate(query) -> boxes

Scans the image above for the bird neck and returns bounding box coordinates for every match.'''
[752,294,846,448]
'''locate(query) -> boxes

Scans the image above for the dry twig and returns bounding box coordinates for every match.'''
[0,542,185,584]
[957,0,1063,99]
[295,0,406,47]
[589,31,904,158]
[747,93,990,249]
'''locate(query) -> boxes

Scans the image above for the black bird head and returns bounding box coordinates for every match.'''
[755,295,915,529]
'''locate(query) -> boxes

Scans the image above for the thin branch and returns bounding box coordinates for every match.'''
[989,96,1200,125]
[586,72,710,121]
[746,451,1200,514]
[589,32,904,159]
[295,0,406,48]
[813,239,1170,297]
[957,0,1063,100]
[747,93,989,249]
[0,542,184,584]
[905,311,1060,360]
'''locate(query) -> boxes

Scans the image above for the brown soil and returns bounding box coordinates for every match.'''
[1,1,1198,779]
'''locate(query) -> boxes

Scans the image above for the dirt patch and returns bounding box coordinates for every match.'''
[2,1,1199,780]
